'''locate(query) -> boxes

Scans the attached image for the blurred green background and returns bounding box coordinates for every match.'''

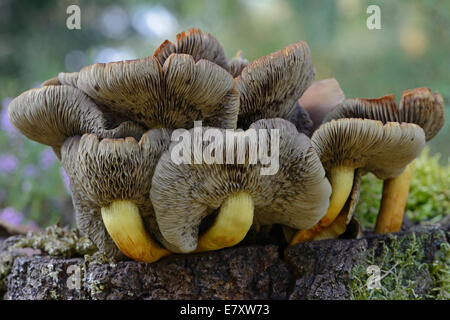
[0,0,448,228]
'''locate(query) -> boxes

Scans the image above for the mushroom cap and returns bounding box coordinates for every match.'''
[77,53,239,130]
[61,129,171,258]
[235,41,315,129]
[153,28,229,71]
[312,118,426,179]
[324,87,445,141]
[42,72,79,88]
[287,102,314,136]
[8,85,144,157]
[151,118,331,253]
[228,50,249,78]
[299,78,345,132]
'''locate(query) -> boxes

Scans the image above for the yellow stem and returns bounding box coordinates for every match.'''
[195,191,254,253]
[375,161,415,234]
[101,200,171,263]
[290,165,354,245]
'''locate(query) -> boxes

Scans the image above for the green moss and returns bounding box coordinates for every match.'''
[349,233,430,300]
[429,242,450,299]
[355,149,450,229]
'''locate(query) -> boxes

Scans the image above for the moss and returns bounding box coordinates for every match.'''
[349,233,431,300]
[12,225,97,257]
[428,242,450,299]
[0,250,14,293]
[356,149,450,229]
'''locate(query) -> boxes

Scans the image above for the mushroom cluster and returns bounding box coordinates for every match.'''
[8,28,445,262]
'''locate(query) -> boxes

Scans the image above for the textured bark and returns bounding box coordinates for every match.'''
[1,224,448,300]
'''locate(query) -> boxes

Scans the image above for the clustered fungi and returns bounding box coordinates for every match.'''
[8,28,445,263]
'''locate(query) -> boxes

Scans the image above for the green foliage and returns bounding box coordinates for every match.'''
[355,149,450,229]
[429,242,450,299]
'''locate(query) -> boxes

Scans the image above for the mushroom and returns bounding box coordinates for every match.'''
[8,85,144,158]
[235,41,315,129]
[153,28,229,72]
[287,101,314,136]
[150,118,331,253]
[77,53,239,130]
[228,50,249,78]
[42,72,79,87]
[299,78,345,132]
[61,129,172,262]
[324,87,445,233]
[290,118,426,244]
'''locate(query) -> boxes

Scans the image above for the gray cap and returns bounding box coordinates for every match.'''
[151,118,331,253]
[312,118,426,180]
[8,85,144,157]
[77,53,239,130]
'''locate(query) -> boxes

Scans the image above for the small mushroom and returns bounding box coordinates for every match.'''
[299,78,345,132]
[77,53,239,130]
[287,101,314,136]
[42,72,79,88]
[290,118,426,244]
[61,129,172,262]
[153,28,229,71]
[151,118,331,253]
[8,85,144,158]
[235,41,315,129]
[324,88,445,233]
[228,50,249,78]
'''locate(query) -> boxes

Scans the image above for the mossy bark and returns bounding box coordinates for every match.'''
[1,224,449,300]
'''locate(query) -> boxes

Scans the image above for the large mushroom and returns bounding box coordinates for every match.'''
[324,87,445,233]
[234,41,315,130]
[290,118,426,244]
[61,130,172,262]
[150,118,331,253]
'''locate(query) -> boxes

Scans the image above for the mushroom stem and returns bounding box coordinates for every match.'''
[375,161,415,234]
[195,191,254,253]
[290,166,354,244]
[101,200,171,263]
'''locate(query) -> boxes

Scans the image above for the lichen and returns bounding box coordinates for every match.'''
[349,233,432,300]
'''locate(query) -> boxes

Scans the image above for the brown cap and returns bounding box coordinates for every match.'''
[324,87,445,141]
[312,118,426,179]
[77,53,239,130]
[8,85,144,157]
[61,129,171,258]
[235,41,315,129]
[299,78,345,132]
[150,118,331,253]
